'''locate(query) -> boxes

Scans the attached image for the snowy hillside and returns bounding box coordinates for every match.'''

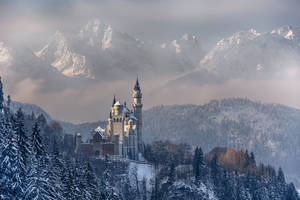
[10,101,52,122]
[143,98,300,186]
[11,98,300,187]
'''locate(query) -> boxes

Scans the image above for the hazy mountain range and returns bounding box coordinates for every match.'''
[169,25,300,85]
[1,19,300,122]
[1,19,204,83]
[2,19,299,85]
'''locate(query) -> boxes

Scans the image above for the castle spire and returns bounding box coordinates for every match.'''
[134,77,140,91]
[112,95,116,106]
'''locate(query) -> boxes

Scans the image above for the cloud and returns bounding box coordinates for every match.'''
[1,0,300,123]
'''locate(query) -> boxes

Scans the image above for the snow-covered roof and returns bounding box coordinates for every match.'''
[122,107,130,114]
[92,125,108,138]
[114,101,121,106]
[95,126,105,133]
[129,113,137,120]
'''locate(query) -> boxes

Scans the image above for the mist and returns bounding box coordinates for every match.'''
[1,0,300,123]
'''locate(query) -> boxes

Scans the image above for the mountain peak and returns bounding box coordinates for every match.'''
[0,42,12,65]
[216,29,261,48]
[181,33,197,41]
[271,25,296,40]
[80,18,103,35]
[102,25,113,50]
[77,18,118,50]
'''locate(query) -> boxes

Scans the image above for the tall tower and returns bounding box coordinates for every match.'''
[133,77,143,152]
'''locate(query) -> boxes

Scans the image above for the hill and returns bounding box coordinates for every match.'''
[143,98,300,186]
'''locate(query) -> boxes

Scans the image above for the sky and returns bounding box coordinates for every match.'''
[1,0,300,123]
[1,0,300,47]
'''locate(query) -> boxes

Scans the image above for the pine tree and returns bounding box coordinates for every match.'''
[85,162,99,200]
[121,174,136,200]
[0,77,4,109]
[61,159,74,200]
[49,137,64,199]
[150,177,160,200]
[14,108,31,178]
[25,162,55,200]
[193,147,200,182]
[193,147,205,184]
[210,154,221,186]
[25,121,57,200]
[30,111,36,121]
[167,162,175,185]
[141,178,147,200]
[31,122,46,160]
[277,167,285,183]
[198,147,205,180]
[7,95,11,108]
[0,124,24,199]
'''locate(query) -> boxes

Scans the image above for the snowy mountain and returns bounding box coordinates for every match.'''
[271,25,300,46]
[170,26,300,85]
[160,33,205,72]
[161,33,205,64]
[0,42,13,68]
[32,19,204,81]
[34,31,90,78]
[0,40,69,92]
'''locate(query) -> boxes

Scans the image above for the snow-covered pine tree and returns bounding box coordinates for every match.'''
[25,121,57,200]
[13,108,31,179]
[0,77,4,109]
[61,160,72,199]
[48,137,65,199]
[277,167,285,183]
[72,159,85,199]
[120,174,136,200]
[193,147,200,182]
[0,120,24,199]
[31,122,46,160]
[99,169,120,200]
[141,178,147,200]
[167,162,175,185]
[7,95,11,108]
[85,162,100,200]
[25,161,56,200]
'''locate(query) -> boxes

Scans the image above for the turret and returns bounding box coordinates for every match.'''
[132,77,143,152]
[112,95,116,107]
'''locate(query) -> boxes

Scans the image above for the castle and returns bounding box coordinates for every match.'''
[75,78,143,160]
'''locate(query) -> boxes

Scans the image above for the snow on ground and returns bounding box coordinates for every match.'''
[128,162,154,189]
[297,189,300,195]
[129,162,154,181]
